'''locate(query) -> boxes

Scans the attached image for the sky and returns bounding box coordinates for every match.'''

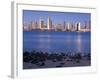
[23,10,91,26]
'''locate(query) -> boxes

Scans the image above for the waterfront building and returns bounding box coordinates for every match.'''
[23,23,30,31]
[39,17,45,30]
[71,23,75,31]
[47,16,52,30]
[56,23,63,31]
[30,21,36,30]
[76,22,81,31]
[35,22,39,29]
[63,21,66,31]
[30,21,39,30]
[66,23,71,31]
[78,22,81,31]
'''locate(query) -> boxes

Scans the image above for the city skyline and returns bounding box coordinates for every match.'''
[23,17,90,32]
[23,10,91,69]
[23,10,91,26]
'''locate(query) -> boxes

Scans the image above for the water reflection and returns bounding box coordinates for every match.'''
[23,31,90,54]
[77,33,82,53]
[39,35,51,52]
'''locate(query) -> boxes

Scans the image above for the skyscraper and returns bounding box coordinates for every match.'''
[35,21,39,29]
[56,23,62,31]
[67,23,71,31]
[47,16,52,30]
[63,21,66,31]
[78,22,81,31]
[30,21,36,30]
[76,22,81,31]
[40,17,44,29]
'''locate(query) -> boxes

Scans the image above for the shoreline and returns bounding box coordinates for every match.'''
[23,29,91,32]
[23,50,91,69]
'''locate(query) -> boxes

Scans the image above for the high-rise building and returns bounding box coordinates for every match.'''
[30,21,39,30]
[56,23,63,31]
[63,21,66,31]
[66,23,71,31]
[84,21,87,29]
[75,23,77,31]
[35,21,39,29]
[40,17,44,29]
[30,21,35,30]
[47,16,52,30]
[72,23,76,31]
[71,23,74,31]
[78,22,81,31]
[76,22,81,31]
[28,23,32,31]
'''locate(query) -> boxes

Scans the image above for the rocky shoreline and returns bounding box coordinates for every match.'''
[23,50,91,69]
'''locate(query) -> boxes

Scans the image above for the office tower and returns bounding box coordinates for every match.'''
[30,21,38,30]
[67,23,70,31]
[35,21,39,29]
[76,22,81,31]
[30,21,35,30]
[75,23,77,31]
[56,23,62,31]
[78,22,81,31]
[84,21,87,29]
[73,23,76,31]
[63,21,66,31]
[28,23,32,31]
[47,16,52,30]
[40,17,44,29]
[30,21,33,30]
[71,23,74,31]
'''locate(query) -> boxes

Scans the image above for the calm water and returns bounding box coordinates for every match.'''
[23,31,91,55]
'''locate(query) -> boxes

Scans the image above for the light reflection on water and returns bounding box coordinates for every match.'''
[77,33,82,53]
[23,31,90,54]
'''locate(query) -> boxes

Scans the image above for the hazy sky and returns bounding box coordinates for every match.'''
[23,10,91,26]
